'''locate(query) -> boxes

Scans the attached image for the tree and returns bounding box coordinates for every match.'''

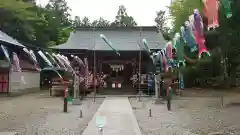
[81,16,91,27]
[0,0,45,44]
[44,0,72,45]
[154,10,172,40]
[21,0,36,4]
[155,10,167,31]
[0,0,72,47]
[57,26,73,45]
[169,0,240,87]
[91,20,98,27]
[162,27,173,41]
[113,5,137,27]
[91,17,110,27]
[73,16,82,28]
[45,0,71,27]
[168,0,203,32]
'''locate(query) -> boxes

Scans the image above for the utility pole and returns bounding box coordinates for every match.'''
[138,27,142,94]
[93,27,97,102]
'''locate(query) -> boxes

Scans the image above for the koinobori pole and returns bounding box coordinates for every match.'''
[93,27,97,102]
[138,27,142,93]
[41,67,67,112]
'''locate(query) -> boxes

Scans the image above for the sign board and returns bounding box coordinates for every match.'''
[96,116,105,128]
[155,74,161,81]
[118,83,121,88]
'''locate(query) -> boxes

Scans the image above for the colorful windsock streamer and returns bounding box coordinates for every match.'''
[38,51,53,67]
[75,56,85,67]
[12,52,21,72]
[100,34,120,56]
[29,50,37,63]
[52,53,65,69]
[161,50,168,72]
[72,55,85,76]
[57,54,74,73]
[202,0,219,29]
[1,45,10,63]
[166,42,174,67]
[174,33,185,61]
[158,52,163,72]
[193,9,204,37]
[181,22,197,52]
[166,42,173,59]
[12,52,26,84]
[192,9,210,58]
[156,51,163,72]
[46,52,60,68]
[145,0,215,75]
[219,0,232,18]
[23,48,39,71]
[142,39,151,53]
[84,57,89,88]
[75,56,85,76]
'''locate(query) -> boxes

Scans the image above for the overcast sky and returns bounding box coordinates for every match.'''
[36,0,171,26]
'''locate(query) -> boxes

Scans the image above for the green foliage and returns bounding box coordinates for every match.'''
[169,0,240,87]
[0,1,139,47]
[154,10,173,41]
[168,0,203,32]
[0,0,38,43]
[81,16,91,27]
[0,0,72,47]
[92,17,110,27]
[57,26,73,44]
[155,10,166,31]
[112,5,137,27]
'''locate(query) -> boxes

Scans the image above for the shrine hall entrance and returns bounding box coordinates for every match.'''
[99,60,136,95]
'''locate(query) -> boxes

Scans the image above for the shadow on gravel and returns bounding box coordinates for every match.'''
[225,102,240,108]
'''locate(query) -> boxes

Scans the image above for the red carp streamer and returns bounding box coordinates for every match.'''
[202,0,219,29]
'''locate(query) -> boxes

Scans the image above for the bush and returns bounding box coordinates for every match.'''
[179,57,214,88]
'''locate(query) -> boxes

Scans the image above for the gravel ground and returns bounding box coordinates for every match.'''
[0,91,104,135]
[130,94,240,135]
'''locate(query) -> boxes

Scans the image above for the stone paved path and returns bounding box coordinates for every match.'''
[82,97,142,135]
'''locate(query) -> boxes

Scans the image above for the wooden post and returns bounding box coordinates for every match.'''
[221,93,224,107]
[148,108,152,117]
[155,75,159,99]
[154,74,162,104]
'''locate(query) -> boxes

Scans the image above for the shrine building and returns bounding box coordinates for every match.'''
[55,26,166,93]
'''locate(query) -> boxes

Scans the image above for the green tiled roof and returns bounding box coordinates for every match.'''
[56,26,166,51]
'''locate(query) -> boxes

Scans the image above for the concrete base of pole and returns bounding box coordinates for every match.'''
[72,99,81,105]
